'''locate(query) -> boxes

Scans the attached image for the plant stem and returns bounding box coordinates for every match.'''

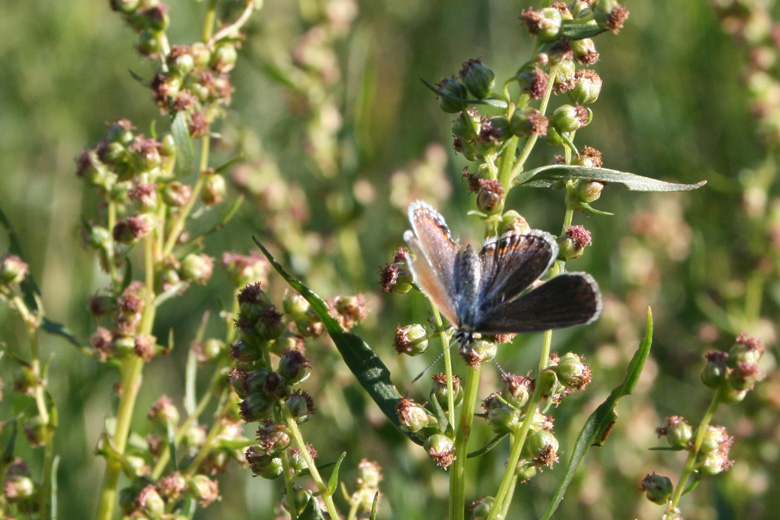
[669,388,723,511]
[429,304,455,426]
[449,363,482,520]
[487,328,554,520]
[282,403,341,519]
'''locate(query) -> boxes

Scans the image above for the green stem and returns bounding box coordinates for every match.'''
[449,363,482,520]
[429,304,455,427]
[507,63,561,186]
[281,449,299,520]
[487,329,554,520]
[669,389,723,510]
[282,403,341,519]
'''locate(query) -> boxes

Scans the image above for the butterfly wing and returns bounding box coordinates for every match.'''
[478,230,558,307]
[403,201,460,326]
[477,272,602,334]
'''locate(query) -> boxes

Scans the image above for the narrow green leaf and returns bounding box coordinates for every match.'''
[326,452,347,496]
[172,111,195,176]
[253,237,423,445]
[514,165,706,192]
[682,470,702,496]
[195,195,244,240]
[467,432,509,458]
[299,496,327,520]
[42,318,89,353]
[560,21,604,40]
[420,78,509,109]
[542,308,653,520]
[370,491,379,520]
[428,392,450,434]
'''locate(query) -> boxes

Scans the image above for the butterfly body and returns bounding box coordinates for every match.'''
[403,201,602,346]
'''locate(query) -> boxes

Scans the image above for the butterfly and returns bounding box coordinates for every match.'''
[403,200,602,347]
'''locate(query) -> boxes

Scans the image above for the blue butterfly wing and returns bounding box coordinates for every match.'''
[476,273,602,334]
[404,201,460,326]
[478,230,558,307]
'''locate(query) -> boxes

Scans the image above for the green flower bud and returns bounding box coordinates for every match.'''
[167,45,195,76]
[143,6,169,32]
[515,461,537,483]
[438,77,469,113]
[640,473,673,505]
[701,351,728,388]
[179,253,214,284]
[593,0,630,34]
[552,104,589,133]
[162,181,192,207]
[187,475,219,507]
[246,446,284,479]
[699,425,731,454]
[452,108,481,139]
[210,43,238,74]
[263,371,290,400]
[394,324,429,356]
[137,485,165,517]
[730,359,764,390]
[553,59,576,92]
[555,352,591,389]
[487,401,520,434]
[510,107,549,138]
[278,350,310,385]
[137,30,165,57]
[191,42,211,70]
[728,333,765,365]
[148,396,180,428]
[1,254,29,285]
[239,392,273,422]
[461,338,497,367]
[557,225,592,260]
[476,179,504,215]
[524,429,559,467]
[721,385,749,403]
[4,474,35,503]
[396,396,431,433]
[431,372,463,409]
[569,69,602,105]
[657,416,693,450]
[572,38,599,65]
[502,374,532,409]
[522,7,563,41]
[470,496,495,520]
[699,450,734,476]
[285,390,315,422]
[201,173,227,205]
[424,433,456,469]
[461,59,495,99]
[575,180,605,203]
[500,210,530,234]
[453,135,478,161]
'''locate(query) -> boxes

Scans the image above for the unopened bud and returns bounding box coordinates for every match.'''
[394,324,429,356]
[424,433,456,469]
[438,77,469,113]
[640,473,673,505]
[460,59,495,99]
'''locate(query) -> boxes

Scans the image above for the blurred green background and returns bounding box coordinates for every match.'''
[1,1,779,519]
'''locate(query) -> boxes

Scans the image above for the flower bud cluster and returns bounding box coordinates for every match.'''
[233,282,365,479]
[712,0,780,145]
[119,471,220,516]
[109,2,240,136]
[701,333,765,401]
[347,459,383,514]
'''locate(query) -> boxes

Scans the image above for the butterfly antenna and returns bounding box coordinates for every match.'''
[411,342,456,383]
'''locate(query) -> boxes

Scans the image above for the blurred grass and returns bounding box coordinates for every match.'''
[1,1,778,519]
